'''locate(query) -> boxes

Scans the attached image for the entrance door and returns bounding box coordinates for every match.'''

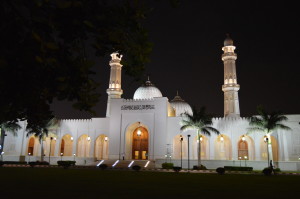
[132,127,148,160]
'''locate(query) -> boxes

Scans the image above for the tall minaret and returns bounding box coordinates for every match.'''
[222,35,240,117]
[106,52,123,117]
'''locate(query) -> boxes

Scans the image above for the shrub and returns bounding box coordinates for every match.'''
[57,161,76,169]
[162,163,174,169]
[132,165,141,171]
[173,166,182,172]
[274,168,281,172]
[224,166,253,171]
[262,168,272,176]
[29,161,49,167]
[193,165,207,170]
[2,161,27,165]
[216,167,225,175]
[98,164,108,170]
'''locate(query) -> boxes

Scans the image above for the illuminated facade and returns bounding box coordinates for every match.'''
[2,38,300,171]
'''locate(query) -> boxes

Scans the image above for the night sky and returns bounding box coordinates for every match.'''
[52,1,300,119]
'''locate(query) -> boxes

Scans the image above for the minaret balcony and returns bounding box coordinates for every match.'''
[222,84,240,92]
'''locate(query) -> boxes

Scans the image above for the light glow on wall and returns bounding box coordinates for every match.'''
[112,160,119,167]
[96,160,105,167]
[128,161,134,168]
[144,161,150,168]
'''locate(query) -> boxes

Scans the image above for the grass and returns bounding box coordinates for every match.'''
[1,167,300,198]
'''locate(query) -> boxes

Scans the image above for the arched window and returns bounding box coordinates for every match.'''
[28,137,35,155]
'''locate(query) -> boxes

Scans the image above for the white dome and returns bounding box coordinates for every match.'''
[133,79,163,100]
[170,93,193,116]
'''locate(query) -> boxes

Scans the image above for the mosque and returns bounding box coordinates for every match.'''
[2,37,300,171]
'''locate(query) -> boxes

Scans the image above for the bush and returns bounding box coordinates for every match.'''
[98,164,108,170]
[57,161,76,169]
[216,167,225,175]
[224,166,253,171]
[29,161,49,167]
[173,166,182,172]
[274,168,281,172]
[2,161,28,165]
[162,163,174,169]
[193,165,207,170]
[132,165,141,171]
[262,168,272,176]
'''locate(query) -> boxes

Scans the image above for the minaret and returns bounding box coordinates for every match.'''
[106,52,123,117]
[222,35,240,117]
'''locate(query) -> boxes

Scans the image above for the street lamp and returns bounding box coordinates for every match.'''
[187,134,191,171]
[49,137,53,164]
[1,151,4,161]
[264,136,270,167]
[180,135,183,168]
[60,152,63,161]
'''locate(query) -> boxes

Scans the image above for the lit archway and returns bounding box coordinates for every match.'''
[95,134,109,160]
[173,134,188,159]
[260,135,279,161]
[125,122,150,160]
[77,134,91,157]
[60,134,73,156]
[27,137,35,155]
[214,134,232,160]
[237,135,255,160]
[193,135,209,160]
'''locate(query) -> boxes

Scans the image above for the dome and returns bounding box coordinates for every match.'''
[224,34,234,46]
[133,79,163,100]
[170,92,193,116]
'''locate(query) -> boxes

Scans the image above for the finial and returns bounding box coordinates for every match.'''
[176,90,179,96]
[110,52,122,61]
[147,75,150,81]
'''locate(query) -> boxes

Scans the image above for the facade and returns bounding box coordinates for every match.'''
[2,37,300,171]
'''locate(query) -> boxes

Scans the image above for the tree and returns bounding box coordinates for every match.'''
[0,122,21,155]
[0,0,154,132]
[247,105,290,167]
[27,118,60,162]
[180,106,219,167]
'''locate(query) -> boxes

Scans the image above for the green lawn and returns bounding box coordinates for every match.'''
[1,167,300,198]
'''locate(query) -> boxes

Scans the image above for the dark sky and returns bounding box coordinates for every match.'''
[52,1,300,118]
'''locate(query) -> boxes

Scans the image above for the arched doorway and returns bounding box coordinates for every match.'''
[193,135,209,160]
[173,134,187,159]
[260,135,279,161]
[60,134,73,156]
[95,134,108,160]
[27,137,35,155]
[214,134,232,160]
[132,127,148,160]
[238,140,248,160]
[77,134,91,157]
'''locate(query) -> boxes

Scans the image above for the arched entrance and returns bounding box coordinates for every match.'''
[27,137,35,155]
[214,134,232,160]
[260,135,279,161]
[95,134,109,160]
[173,134,188,159]
[60,134,73,156]
[132,127,148,160]
[238,140,248,160]
[77,134,91,157]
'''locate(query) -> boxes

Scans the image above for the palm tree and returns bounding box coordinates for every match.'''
[27,118,59,162]
[0,122,21,155]
[181,106,220,168]
[247,105,290,167]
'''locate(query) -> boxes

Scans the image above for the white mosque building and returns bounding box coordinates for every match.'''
[2,37,300,171]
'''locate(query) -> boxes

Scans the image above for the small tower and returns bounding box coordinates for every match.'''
[106,52,123,117]
[222,35,240,117]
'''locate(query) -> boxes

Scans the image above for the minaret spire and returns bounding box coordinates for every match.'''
[106,52,123,117]
[222,35,240,117]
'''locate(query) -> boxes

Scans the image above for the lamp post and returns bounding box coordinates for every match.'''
[137,129,141,159]
[60,152,63,161]
[73,153,76,161]
[1,151,4,161]
[187,134,191,171]
[244,156,248,167]
[264,136,270,167]
[180,135,183,168]
[238,156,242,167]
[49,137,53,164]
